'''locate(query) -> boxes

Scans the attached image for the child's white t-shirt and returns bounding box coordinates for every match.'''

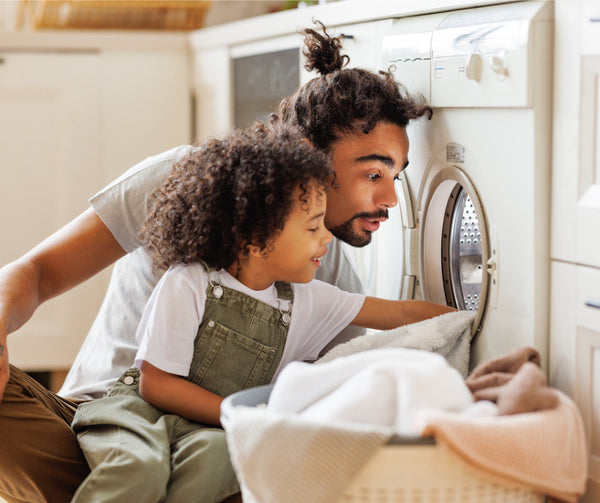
[135,263,366,381]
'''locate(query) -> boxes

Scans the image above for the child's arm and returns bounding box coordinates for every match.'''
[351,297,457,331]
[139,360,223,426]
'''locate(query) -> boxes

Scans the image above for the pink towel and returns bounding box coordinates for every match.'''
[420,391,588,502]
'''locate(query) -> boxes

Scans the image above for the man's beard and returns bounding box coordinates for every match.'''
[328,210,389,248]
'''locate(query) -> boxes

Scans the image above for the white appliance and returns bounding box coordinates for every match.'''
[348,1,554,367]
[190,0,554,368]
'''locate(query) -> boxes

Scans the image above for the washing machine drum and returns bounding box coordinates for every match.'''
[419,166,490,340]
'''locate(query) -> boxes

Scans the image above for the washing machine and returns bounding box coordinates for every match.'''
[345,1,554,367]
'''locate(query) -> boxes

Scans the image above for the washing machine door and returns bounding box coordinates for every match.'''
[342,141,489,341]
[416,144,491,341]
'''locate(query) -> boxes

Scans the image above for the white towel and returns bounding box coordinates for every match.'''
[269,348,473,435]
[317,310,476,377]
[224,348,478,503]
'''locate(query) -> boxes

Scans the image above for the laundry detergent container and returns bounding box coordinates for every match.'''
[221,385,544,503]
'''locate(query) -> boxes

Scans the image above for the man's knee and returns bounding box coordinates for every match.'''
[0,368,88,503]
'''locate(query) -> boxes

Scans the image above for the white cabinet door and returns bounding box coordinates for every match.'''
[0,51,105,370]
[574,265,600,500]
[550,261,600,501]
[577,55,600,269]
[552,2,600,268]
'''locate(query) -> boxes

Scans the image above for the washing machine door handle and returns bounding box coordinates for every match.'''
[486,256,497,275]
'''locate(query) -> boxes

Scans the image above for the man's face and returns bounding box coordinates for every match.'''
[325,122,409,247]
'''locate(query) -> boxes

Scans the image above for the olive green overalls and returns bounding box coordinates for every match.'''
[71,276,293,503]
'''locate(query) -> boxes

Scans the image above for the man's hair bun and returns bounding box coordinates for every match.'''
[301,20,349,75]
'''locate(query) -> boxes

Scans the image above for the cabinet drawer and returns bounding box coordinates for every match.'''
[574,265,600,491]
[577,266,600,331]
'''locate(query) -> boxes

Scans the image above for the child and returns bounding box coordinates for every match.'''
[71,123,454,502]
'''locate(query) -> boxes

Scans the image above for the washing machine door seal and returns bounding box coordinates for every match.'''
[418,166,490,342]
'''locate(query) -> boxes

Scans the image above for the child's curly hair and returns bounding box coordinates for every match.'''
[139,123,332,272]
[274,21,432,151]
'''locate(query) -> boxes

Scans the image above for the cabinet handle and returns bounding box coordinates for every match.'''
[585,300,600,309]
[0,57,5,65]
[339,33,354,39]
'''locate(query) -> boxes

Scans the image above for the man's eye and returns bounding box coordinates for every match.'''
[366,173,381,180]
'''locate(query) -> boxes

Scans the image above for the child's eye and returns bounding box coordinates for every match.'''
[309,227,318,232]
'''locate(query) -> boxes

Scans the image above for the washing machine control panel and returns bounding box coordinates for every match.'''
[430,1,551,108]
[383,2,552,109]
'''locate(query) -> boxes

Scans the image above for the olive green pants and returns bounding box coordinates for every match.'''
[71,369,239,503]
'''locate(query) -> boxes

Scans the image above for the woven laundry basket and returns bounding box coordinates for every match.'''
[222,385,545,503]
[23,0,212,30]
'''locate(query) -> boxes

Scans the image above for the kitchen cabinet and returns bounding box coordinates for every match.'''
[551,1,600,499]
[551,1,600,267]
[0,32,191,370]
[550,262,600,501]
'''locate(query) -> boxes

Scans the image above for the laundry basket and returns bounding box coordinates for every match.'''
[221,385,545,503]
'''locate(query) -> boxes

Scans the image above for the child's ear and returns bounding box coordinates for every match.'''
[247,243,262,257]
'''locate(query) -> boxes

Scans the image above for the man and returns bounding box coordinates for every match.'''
[0,24,436,503]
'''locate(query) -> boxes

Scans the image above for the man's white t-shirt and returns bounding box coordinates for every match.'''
[135,264,365,381]
[59,146,366,399]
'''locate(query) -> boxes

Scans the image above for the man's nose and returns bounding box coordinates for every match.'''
[377,179,398,208]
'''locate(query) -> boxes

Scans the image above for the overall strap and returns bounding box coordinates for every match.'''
[274,281,293,301]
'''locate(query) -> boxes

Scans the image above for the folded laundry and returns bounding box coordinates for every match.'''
[466,346,559,415]
[467,345,541,381]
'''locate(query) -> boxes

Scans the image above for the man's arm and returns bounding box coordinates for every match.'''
[139,361,223,426]
[0,207,126,400]
[351,297,457,331]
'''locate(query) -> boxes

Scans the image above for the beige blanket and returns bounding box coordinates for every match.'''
[420,391,588,503]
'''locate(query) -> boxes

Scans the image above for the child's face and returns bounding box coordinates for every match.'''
[263,183,333,284]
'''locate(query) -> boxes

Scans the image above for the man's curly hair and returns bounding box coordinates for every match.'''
[139,123,332,272]
[274,21,432,151]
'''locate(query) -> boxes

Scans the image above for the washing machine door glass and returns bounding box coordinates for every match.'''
[420,167,489,338]
[443,186,483,311]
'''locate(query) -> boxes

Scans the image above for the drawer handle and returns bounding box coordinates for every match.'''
[585,300,600,309]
